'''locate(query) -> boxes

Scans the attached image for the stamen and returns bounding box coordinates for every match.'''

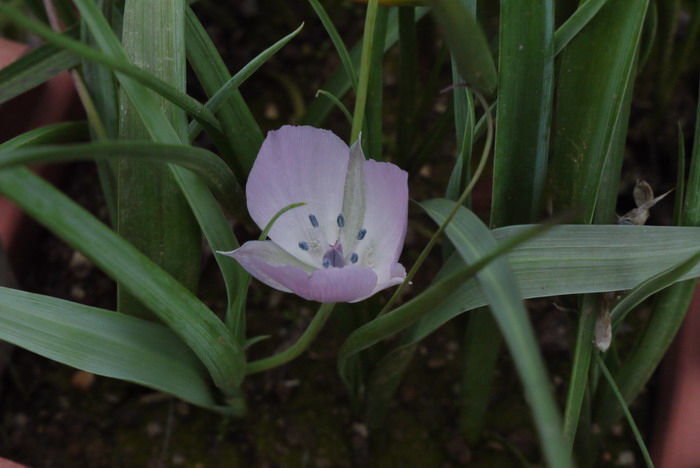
[350,252,358,264]
[357,228,367,240]
[337,213,345,228]
[298,241,310,251]
[309,214,319,228]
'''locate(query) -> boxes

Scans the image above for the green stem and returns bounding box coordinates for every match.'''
[377,91,494,317]
[563,294,599,448]
[350,0,380,144]
[595,353,654,468]
[246,302,336,374]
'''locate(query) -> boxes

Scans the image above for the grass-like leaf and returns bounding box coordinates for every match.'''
[0,5,224,139]
[307,0,357,91]
[302,8,430,127]
[0,288,241,414]
[549,0,648,222]
[428,0,497,96]
[185,6,263,178]
[611,251,700,328]
[553,0,610,54]
[492,0,554,225]
[0,25,79,105]
[421,199,572,467]
[0,142,245,219]
[595,353,654,467]
[0,166,245,399]
[186,23,304,147]
[72,0,250,343]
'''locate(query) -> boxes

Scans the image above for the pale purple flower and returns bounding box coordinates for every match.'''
[221,125,408,303]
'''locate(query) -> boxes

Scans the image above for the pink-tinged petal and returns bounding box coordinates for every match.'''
[224,241,378,302]
[282,265,378,303]
[354,159,409,285]
[371,262,407,295]
[246,126,349,266]
[221,240,314,293]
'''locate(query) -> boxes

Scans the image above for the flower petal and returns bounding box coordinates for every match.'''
[246,126,350,267]
[224,241,378,302]
[354,159,409,285]
[221,240,313,293]
[340,138,366,251]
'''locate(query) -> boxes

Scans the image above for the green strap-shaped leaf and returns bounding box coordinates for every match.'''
[341,222,700,429]
[492,0,554,225]
[0,5,223,139]
[0,287,241,414]
[611,251,700,328]
[421,199,572,467]
[0,142,244,218]
[549,0,648,222]
[184,7,263,178]
[301,7,430,127]
[0,25,80,105]
[0,166,245,399]
[428,0,497,96]
[72,0,249,356]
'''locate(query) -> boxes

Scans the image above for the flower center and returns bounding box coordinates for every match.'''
[298,212,366,268]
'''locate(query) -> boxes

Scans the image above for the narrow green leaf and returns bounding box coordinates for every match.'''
[549,0,648,222]
[363,5,389,160]
[611,251,700,328]
[396,6,418,162]
[0,25,79,105]
[0,167,245,399]
[246,303,336,375]
[0,142,245,219]
[0,288,240,414]
[492,0,554,225]
[0,121,88,148]
[73,0,249,344]
[80,2,120,226]
[673,123,686,225]
[562,294,599,447]
[428,0,498,96]
[351,0,381,143]
[421,199,572,467]
[307,0,358,91]
[553,0,609,54]
[186,23,304,146]
[445,58,474,206]
[458,310,500,443]
[315,90,353,124]
[301,7,430,127]
[399,224,700,350]
[115,0,201,319]
[592,50,638,224]
[595,353,654,468]
[595,77,700,427]
[340,216,559,413]
[184,7,263,177]
[0,5,224,138]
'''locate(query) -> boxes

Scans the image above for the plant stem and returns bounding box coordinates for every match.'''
[377,91,494,318]
[350,0,379,144]
[246,302,336,374]
[595,353,654,468]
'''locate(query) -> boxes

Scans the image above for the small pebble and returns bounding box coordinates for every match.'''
[146,422,162,438]
[71,370,95,391]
